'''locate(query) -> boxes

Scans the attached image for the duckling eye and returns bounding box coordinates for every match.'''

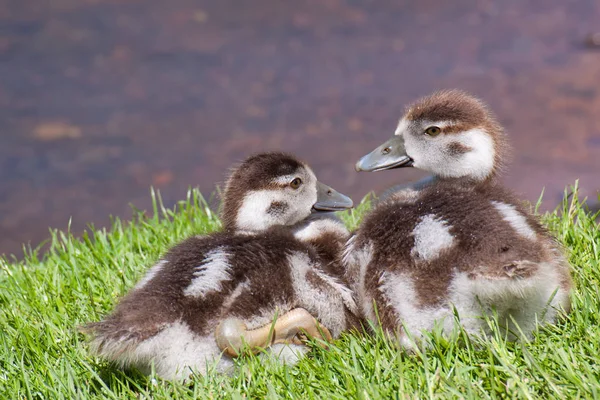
[425,126,441,136]
[290,178,302,189]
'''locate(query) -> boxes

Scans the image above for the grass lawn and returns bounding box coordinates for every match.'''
[1,186,599,399]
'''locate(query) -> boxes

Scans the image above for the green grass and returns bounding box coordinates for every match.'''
[1,185,599,399]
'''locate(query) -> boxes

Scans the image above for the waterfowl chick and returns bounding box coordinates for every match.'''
[348,90,572,347]
[85,152,356,380]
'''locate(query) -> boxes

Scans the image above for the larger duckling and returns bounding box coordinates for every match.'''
[86,152,356,380]
[346,90,572,347]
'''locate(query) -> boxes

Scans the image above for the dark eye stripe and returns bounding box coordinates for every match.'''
[267,201,288,216]
[447,142,472,155]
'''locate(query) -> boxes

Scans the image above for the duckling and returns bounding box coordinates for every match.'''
[85,152,356,380]
[347,90,572,348]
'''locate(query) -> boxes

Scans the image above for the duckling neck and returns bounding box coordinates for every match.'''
[433,172,500,188]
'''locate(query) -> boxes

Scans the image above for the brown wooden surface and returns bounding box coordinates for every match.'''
[1,0,599,257]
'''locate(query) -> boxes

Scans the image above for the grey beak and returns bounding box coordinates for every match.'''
[313,182,354,212]
[355,135,414,172]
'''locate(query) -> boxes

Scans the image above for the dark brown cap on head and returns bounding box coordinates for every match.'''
[405,89,491,125]
[228,152,305,191]
[221,152,306,231]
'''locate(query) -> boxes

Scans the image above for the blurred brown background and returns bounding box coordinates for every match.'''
[1,0,599,257]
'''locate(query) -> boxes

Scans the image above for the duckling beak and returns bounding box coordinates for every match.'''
[312,182,354,211]
[355,135,414,172]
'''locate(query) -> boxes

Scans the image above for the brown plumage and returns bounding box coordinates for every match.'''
[85,152,357,380]
[349,90,572,348]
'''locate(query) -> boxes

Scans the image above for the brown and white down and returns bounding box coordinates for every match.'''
[346,90,572,348]
[85,152,358,380]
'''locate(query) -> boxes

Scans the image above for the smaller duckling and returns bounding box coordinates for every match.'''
[85,152,356,380]
[348,90,572,347]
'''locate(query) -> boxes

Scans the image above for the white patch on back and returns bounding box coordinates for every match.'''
[293,218,349,242]
[184,248,232,298]
[491,201,537,240]
[411,214,455,261]
[134,260,166,290]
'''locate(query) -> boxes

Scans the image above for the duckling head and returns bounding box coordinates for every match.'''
[222,152,353,233]
[356,90,509,182]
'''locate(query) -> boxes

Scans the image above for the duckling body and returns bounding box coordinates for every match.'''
[345,180,570,346]
[348,90,572,346]
[86,153,356,380]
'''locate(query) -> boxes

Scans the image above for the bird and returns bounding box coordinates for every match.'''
[85,152,357,380]
[346,89,572,349]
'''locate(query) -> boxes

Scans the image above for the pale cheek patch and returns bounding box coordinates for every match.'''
[411,214,455,261]
[491,201,537,240]
[405,128,495,181]
[236,189,312,230]
[184,248,232,298]
[450,128,495,180]
[236,190,282,231]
